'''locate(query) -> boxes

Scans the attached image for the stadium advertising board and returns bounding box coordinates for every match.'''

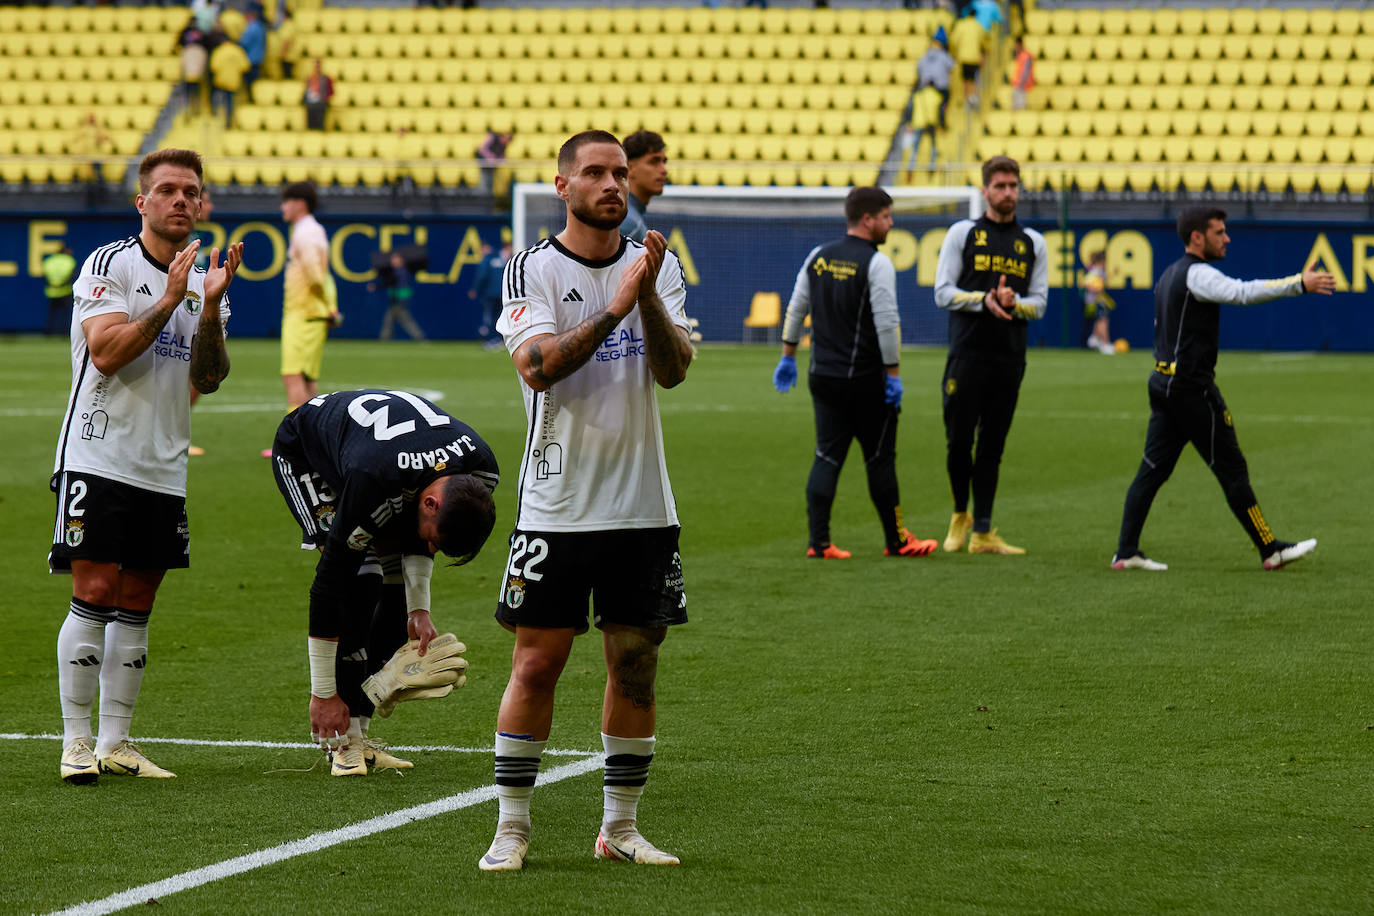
[4,212,1371,351]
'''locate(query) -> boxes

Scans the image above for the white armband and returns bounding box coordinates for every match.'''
[308,637,337,698]
[402,554,434,613]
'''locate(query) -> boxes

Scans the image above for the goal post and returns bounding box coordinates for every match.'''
[512,183,983,346]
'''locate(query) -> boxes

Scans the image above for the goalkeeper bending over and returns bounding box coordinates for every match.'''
[271,388,499,775]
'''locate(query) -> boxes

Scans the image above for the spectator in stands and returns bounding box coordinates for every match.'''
[969,0,1004,32]
[900,85,943,179]
[469,240,510,348]
[303,59,334,131]
[476,130,512,197]
[178,21,208,112]
[621,130,668,244]
[239,5,266,104]
[191,0,219,33]
[1010,36,1034,111]
[71,113,113,184]
[275,10,300,80]
[371,251,426,341]
[916,27,956,129]
[1082,250,1115,355]
[209,36,250,128]
[949,11,986,109]
[42,246,77,337]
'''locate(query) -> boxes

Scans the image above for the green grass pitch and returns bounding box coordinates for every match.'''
[2,337,1370,914]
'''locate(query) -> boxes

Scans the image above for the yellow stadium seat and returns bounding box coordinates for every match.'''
[1214,59,1241,87]
[1243,136,1270,163]
[1256,9,1282,36]
[1196,35,1222,60]
[1216,136,1243,163]
[1327,9,1360,35]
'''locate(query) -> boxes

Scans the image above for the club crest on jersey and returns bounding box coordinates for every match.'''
[945,378,958,396]
[346,525,373,551]
[505,576,526,609]
[1013,239,1028,256]
[315,505,336,532]
[182,290,202,315]
[65,520,85,547]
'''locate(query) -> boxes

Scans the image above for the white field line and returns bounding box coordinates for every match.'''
[41,753,603,916]
[1,732,594,756]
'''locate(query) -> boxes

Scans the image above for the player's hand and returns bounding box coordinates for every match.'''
[884,374,903,408]
[773,354,797,392]
[985,276,1013,321]
[1302,267,1336,295]
[638,230,666,299]
[407,610,437,657]
[163,239,199,307]
[309,693,350,748]
[610,257,647,318]
[202,241,243,304]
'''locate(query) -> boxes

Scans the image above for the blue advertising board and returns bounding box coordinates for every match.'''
[3,211,1371,351]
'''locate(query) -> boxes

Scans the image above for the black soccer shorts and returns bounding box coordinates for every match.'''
[496,527,688,634]
[48,471,190,572]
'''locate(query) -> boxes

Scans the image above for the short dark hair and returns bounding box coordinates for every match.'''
[981,155,1020,187]
[558,130,622,175]
[1089,250,1106,264]
[1177,207,1226,244]
[138,148,203,194]
[622,130,666,161]
[844,186,893,225]
[435,475,497,566]
[281,181,318,213]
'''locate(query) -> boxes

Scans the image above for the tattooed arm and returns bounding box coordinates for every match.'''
[83,242,201,377]
[189,242,242,394]
[636,231,692,389]
[511,257,646,392]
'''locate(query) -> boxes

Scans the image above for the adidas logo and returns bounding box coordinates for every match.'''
[136,283,152,296]
[123,654,146,670]
[70,654,99,667]
[562,288,584,302]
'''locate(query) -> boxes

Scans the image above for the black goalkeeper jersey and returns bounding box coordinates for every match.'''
[282,388,500,560]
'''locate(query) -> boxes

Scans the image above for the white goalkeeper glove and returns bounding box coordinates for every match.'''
[362,633,468,718]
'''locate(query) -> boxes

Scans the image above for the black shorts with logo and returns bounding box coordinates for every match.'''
[496,527,687,634]
[270,433,339,550]
[48,471,190,572]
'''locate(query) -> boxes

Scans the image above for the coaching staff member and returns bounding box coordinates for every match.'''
[934,155,1047,555]
[1111,207,1334,571]
[773,186,937,559]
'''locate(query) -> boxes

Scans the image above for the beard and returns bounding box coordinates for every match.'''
[570,196,626,231]
[991,197,1017,217]
[149,212,195,245]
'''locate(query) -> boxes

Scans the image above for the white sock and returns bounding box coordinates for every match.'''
[96,609,149,758]
[494,732,546,828]
[57,599,113,746]
[358,715,371,738]
[602,733,655,833]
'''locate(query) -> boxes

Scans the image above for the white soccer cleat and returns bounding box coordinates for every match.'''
[1111,552,1168,571]
[61,737,99,785]
[594,828,681,866]
[329,739,367,776]
[1262,538,1317,570]
[362,737,413,771]
[478,822,530,871]
[97,739,176,778]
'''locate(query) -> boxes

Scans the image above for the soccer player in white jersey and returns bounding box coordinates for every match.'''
[49,148,243,783]
[480,130,695,871]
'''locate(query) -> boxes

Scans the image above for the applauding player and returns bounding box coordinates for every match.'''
[270,388,499,773]
[934,155,1048,555]
[51,148,240,783]
[482,130,694,871]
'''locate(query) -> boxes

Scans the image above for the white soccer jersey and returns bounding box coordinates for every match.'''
[53,236,231,498]
[497,236,689,532]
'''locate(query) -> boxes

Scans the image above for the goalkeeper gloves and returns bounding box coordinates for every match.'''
[773,354,797,393]
[362,633,468,718]
[884,374,903,408]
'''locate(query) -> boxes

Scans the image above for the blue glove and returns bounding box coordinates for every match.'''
[884,374,903,408]
[773,354,797,393]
